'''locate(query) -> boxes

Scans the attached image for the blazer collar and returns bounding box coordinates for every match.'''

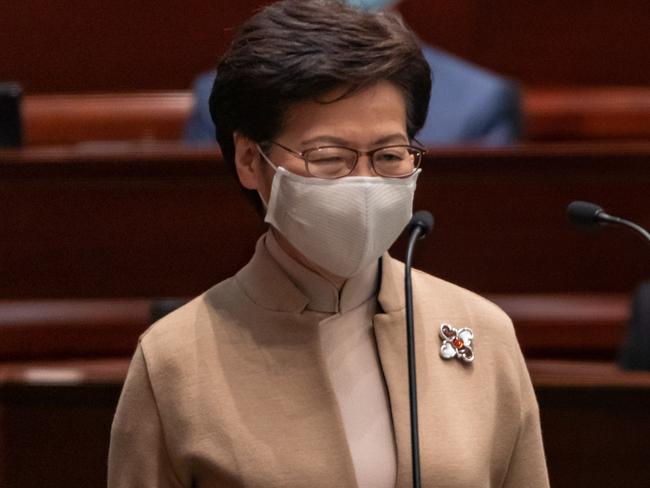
[235,235,405,315]
[265,230,379,314]
[377,253,407,313]
[235,235,310,313]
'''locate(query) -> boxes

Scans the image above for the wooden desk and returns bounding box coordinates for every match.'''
[5,357,650,389]
[529,360,650,488]
[0,293,639,487]
[21,87,650,145]
[524,86,650,141]
[2,358,649,488]
[1,143,649,297]
[23,93,191,145]
[0,294,631,361]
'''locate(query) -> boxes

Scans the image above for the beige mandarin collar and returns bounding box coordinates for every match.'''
[264,230,379,314]
[235,232,407,315]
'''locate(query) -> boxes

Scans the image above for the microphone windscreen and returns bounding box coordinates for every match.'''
[567,201,603,228]
[408,210,434,237]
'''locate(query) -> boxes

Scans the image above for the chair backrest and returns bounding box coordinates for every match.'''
[619,281,650,370]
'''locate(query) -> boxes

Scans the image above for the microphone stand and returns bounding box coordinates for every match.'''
[403,210,433,488]
[405,228,422,488]
[597,212,650,245]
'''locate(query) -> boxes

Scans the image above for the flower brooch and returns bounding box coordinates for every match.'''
[439,323,475,363]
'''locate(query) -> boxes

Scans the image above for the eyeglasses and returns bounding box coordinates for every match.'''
[262,140,425,179]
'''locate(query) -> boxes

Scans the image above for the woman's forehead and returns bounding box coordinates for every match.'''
[279,82,408,146]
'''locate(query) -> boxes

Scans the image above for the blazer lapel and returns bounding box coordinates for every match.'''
[374,254,411,487]
[374,255,456,488]
[375,255,492,488]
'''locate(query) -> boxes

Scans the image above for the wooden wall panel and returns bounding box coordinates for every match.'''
[0,383,121,488]
[1,1,649,93]
[537,386,650,487]
[2,365,650,488]
[1,143,649,298]
[401,0,650,86]
[0,0,269,93]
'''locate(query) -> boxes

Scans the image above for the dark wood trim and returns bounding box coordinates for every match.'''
[20,87,650,146]
[4,358,650,390]
[0,293,631,360]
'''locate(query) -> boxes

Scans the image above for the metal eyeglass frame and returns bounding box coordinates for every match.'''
[260,140,426,179]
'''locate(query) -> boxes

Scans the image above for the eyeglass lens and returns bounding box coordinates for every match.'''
[305,146,419,178]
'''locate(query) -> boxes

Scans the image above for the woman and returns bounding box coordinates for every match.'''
[108,1,549,486]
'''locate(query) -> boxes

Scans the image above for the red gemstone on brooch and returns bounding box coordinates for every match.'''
[453,338,464,349]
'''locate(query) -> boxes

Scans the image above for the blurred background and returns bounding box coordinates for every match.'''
[2,0,649,92]
[1,1,649,487]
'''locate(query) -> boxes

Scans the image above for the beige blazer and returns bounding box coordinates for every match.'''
[109,239,549,487]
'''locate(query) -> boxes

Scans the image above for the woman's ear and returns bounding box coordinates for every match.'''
[233,132,263,190]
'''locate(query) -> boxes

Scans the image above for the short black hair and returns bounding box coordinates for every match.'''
[210,0,431,199]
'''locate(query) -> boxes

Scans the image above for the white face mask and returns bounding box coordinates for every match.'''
[259,152,420,278]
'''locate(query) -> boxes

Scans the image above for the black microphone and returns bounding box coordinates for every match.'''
[407,210,434,240]
[404,210,434,488]
[567,201,650,244]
